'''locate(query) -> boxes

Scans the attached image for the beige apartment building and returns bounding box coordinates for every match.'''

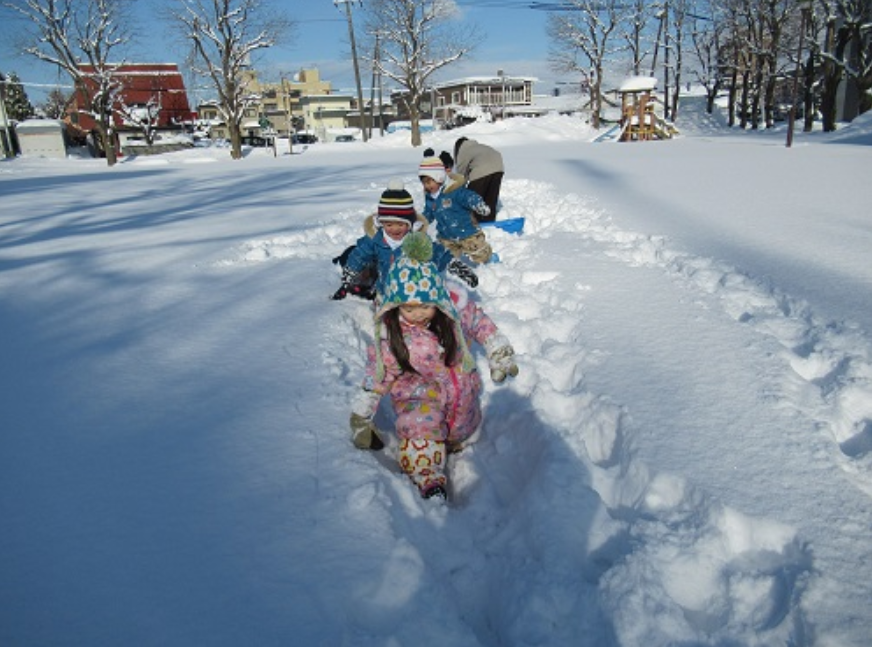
[197,68,338,139]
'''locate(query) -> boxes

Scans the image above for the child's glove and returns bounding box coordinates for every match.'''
[485,334,519,383]
[330,267,358,300]
[350,413,384,450]
[448,258,478,288]
[473,202,491,218]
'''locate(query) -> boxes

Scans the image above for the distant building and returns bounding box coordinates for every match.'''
[393,75,539,127]
[70,63,195,134]
[300,94,354,140]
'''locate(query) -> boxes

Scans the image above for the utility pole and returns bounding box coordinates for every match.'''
[335,0,368,142]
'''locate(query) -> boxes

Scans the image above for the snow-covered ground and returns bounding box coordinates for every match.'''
[2,100,871,646]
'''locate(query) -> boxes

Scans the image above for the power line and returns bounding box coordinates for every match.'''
[454,0,534,8]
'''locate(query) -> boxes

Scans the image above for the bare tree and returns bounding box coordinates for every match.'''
[4,0,132,165]
[167,0,291,159]
[818,0,872,130]
[622,0,656,75]
[363,0,479,147]
[116,97,161,145]
[689,1,727,114]
[547,0,633,129]
[665,0,694,121]
[39,87,72,119]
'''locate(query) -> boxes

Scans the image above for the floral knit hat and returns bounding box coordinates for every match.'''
[373,232,475,379]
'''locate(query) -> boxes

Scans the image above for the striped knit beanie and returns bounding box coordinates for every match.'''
[377,179,416,227]
[418,156,446,184]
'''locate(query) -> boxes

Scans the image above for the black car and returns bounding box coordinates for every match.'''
[292,133,318,145]
[241,135,270,147]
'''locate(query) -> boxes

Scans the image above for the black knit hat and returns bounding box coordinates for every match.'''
[377,178,416,227]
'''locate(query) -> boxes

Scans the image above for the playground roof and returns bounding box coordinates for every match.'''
[619,76,658,93]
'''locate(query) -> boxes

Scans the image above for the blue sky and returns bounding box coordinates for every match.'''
[1,0,561,105]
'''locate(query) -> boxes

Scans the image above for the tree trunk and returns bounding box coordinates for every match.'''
[819,21,840,132]
[802,51,816,132]
[727,50,739,127]
[750,67,763,129]
[404,93,422,147]
[763,72,777,129]
[228,122,243,160]
[739,70,750,129]
[591,65,603,129]
[95,119,117,167]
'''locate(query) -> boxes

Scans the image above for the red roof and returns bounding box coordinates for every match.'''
[73,63,195,130]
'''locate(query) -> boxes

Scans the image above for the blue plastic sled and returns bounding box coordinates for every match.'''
[480,217,525,235]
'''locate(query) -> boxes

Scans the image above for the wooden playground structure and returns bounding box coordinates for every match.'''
[617,76,678,142]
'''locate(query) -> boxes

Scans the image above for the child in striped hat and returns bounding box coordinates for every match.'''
[419,156,493,264]
[331,179,478,300]
[348,232,518,500]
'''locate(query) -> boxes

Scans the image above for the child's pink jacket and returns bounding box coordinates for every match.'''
[363,296,499,443]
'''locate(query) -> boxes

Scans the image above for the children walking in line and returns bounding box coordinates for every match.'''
[330,179,478,301]
[348,232,518,500]
[418,155,494,264]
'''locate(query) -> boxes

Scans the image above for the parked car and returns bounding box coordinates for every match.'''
[292,133,318,145]
[334,134,355,143]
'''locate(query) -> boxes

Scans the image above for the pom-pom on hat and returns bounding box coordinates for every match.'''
[423,148,453,169]
[418,156,446,184]
[377,178,416,227]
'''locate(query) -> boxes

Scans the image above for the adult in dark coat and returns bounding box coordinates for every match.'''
[453,137,504,222]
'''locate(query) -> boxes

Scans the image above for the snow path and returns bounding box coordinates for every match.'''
[230,177,834,645]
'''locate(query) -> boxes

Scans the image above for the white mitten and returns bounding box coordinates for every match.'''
[484,333,519,383]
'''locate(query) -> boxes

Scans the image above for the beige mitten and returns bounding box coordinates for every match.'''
[350,413,384,450]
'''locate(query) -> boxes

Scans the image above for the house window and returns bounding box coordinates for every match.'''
[452,91,461,105]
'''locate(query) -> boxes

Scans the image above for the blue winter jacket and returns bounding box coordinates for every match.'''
[423,176,490,242]
[345,229,455,295]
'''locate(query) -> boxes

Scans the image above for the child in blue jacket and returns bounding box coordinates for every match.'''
[418,156,493,264]
[331,179,477,300]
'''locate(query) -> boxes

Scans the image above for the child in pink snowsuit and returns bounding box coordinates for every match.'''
[349,232,518,500]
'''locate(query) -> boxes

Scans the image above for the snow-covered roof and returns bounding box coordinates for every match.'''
[619,76,658,93]
[434,75,539,89]
[15,118,65,132]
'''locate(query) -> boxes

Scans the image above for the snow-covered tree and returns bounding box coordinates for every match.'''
[167,0,292,160]
[363,0,480,147]
[622,0,656,75]
[39,87,72,119]
[547,0,634,129]
[688,0,727,115]
[818,0,872,130]
[4,0,132,165]
[116,97,162,145]
[1,71,34,121]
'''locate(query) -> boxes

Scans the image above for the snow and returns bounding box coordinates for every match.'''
[2,100,871,646]
[619,75,658,92]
